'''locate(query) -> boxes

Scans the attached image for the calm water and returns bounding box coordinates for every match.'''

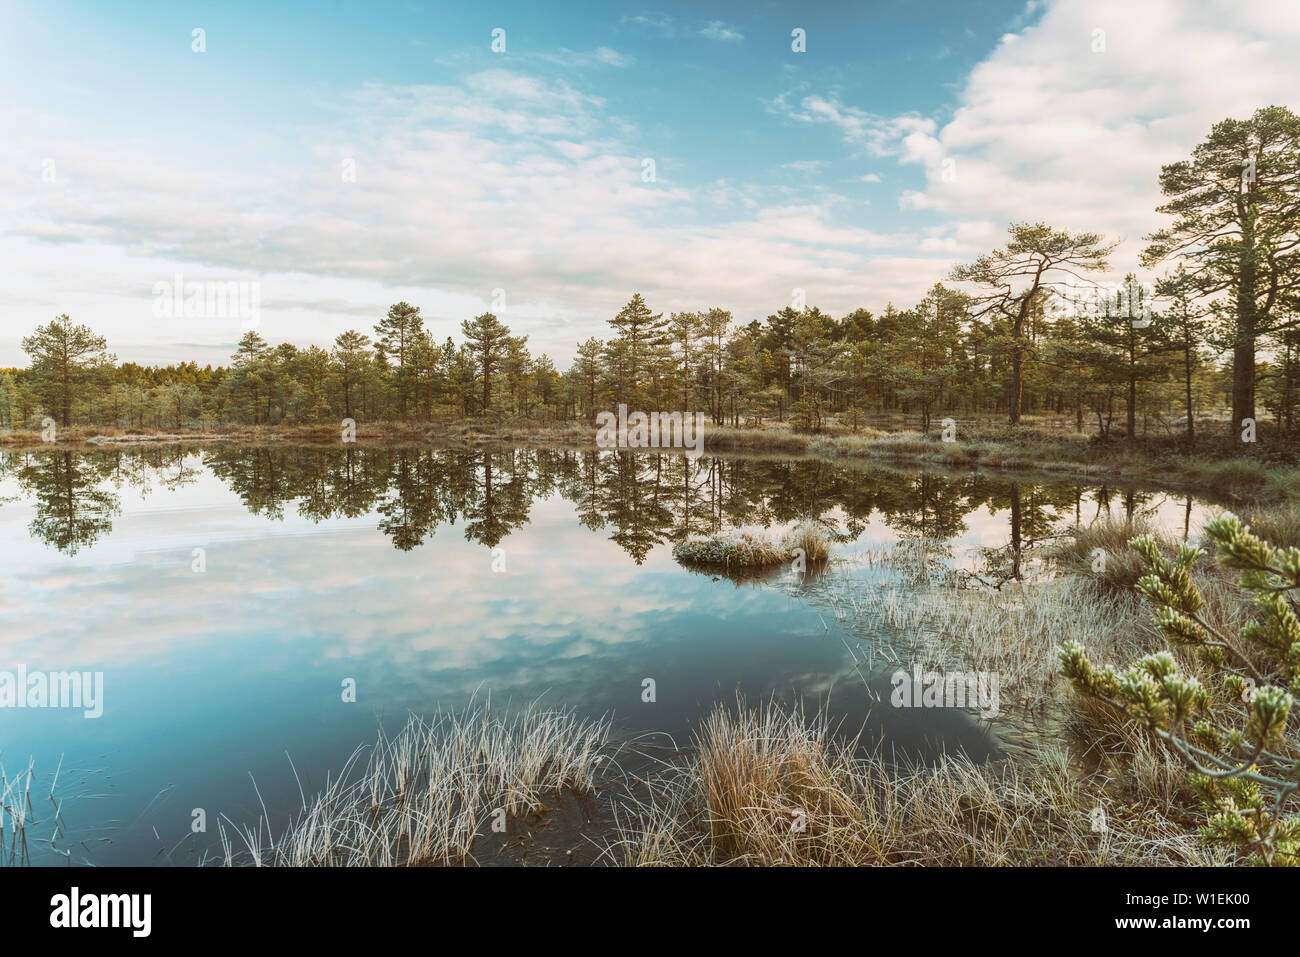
[0,444,1218,865]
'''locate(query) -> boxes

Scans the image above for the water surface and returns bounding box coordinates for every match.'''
[0,444,1218,865]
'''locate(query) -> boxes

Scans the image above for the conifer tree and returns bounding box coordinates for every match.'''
[1062,515,1300,864]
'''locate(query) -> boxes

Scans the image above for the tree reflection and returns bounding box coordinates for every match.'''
[16,450,120,556]
[2,444,1178,565]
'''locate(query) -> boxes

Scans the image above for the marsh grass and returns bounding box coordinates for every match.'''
[672,522,832,574]
[805,426,1300,502]
[783,522,831,562]
[1051,515,1173,599]
[605,700,1217,866]
[216,704,613,867]
[216,521,1277,868]
[0,758,37,867]
[1234,501,1300,549]
[1,756,67,866]
[205,538,1246,868]
[701,426,814,453]
[672,531,788,569]
[785,551,1155,713]
[11,417,1298,509]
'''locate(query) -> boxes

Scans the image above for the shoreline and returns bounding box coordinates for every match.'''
[5,421,1297,506]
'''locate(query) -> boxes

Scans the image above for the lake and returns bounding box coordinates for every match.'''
[0,444,1219,865]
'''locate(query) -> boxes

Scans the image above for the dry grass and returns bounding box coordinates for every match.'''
[1,756,67,866]
[203,501,1279,868]
[672,523,833,572]
[701,425,813,453]
[0,419,595,450]
[204,538,1248,868]
[213,686,1227,867]
[790,555,1155,712]
[673,531,792,570]
[605,700,1219,866]
[805,426,1300,503]
[785,519,1259,720]
[780,532,1258,865]
[1235,501,1300,550]
[1051,515,1173,599]
[807,428,1093,473]
[9,416,1298,509]
[216,704,613,866]
[783,522,831,562]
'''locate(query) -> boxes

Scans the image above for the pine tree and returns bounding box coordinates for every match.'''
[331,330,372,420]
[1142,106,1300,439]
[1062,515,1300,864]
[668,311,702,415]
[608,294,667,407]
[460,312,511,413]
[951,223,1118,426]
[21,315,114,427]
[1155,266,1213,440]
[574,337,604,420]
[374,302,424,418]
[1074,274,1171,440]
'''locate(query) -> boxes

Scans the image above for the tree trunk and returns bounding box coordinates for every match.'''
[1232,217,1258,438]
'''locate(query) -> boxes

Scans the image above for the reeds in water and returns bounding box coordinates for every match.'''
[1,755,68,866]
[217,704,612,866]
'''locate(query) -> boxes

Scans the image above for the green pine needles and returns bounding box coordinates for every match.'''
[1061,513,1300,865]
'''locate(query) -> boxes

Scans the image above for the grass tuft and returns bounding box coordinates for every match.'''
[783,522,831,562]
[604,700,1218,866]
[672,531,791,569]
[1051,516,1173,599]
[673,523,832,571]
[217,704,612,866]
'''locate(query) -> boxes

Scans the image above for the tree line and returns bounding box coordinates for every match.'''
[3,107,1297,442]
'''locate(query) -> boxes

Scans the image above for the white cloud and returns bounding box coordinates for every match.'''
[620,13,677,38]
[778,94,941,163]
[700,21,744,43]
[12,0,1289,367]
[787,0,1300,279]
[539,46,633,69]
[1,68,944,366]
[622,14,744,44]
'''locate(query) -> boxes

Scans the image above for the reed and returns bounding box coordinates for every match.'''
[783,522,831,562]
[0,756,69,866]
[217,703,613,867]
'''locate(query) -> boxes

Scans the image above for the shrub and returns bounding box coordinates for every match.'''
[1060,513,1300,865]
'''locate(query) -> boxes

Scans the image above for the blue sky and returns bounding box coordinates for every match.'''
[2,0,1297,366]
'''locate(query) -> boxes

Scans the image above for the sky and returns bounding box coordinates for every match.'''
[1,0,1298,368]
